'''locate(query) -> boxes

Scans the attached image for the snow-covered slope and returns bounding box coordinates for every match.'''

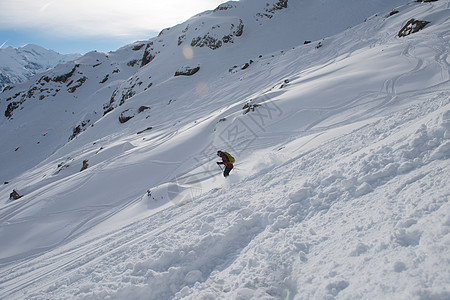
[0,44,81,91]
[0,0,449,299]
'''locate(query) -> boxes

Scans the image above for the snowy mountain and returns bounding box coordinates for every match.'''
[0,44,81,91]
[0,0,449,299]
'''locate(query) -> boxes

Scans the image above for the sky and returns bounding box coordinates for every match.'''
[0,0,226,54]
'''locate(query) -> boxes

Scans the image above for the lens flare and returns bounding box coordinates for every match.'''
[182,46,194,60]
[196,82,209,97]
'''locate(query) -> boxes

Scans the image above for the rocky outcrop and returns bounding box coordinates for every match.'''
[80,160,89,172]
[174,65,201,77]
[141,42,158,67]
[52,65,79,83]
[137,127,153,134]
[229,60,254,73]
[0,44,80,91]
[242,103,261,114]
[256,0,288,19]
[67,76,87,93]
[3,64,86,118]
[119,109,135,123]
[0,73,13,91]
[190,19,244,50]
[119,106,151,124]
[214,3,236,12]
[398,19,430,37]
[69,119,91,141]
[103,87,137,115]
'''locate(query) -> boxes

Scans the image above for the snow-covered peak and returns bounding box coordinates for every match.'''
[0,44,81,91]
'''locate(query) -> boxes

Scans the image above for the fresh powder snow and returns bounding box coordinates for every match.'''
[0,0,449,299]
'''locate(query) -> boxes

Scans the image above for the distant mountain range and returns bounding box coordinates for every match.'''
[0,44,81,91]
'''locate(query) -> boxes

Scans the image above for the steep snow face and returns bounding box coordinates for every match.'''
[0,44,81,91]
[0,0,449,299]
[0,0,411,182]
[0,43,147,180]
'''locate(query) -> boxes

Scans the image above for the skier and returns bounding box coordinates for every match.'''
[216,150,235,177]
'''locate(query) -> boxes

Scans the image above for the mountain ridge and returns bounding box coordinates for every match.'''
[0,44,81,91]
[0,0,411,181]
[0,0,449,299]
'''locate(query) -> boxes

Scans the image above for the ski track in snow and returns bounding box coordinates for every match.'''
[0,1,449,299]
[3,96,448,300]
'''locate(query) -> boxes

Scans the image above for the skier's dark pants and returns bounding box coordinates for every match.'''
[223,167,232,177]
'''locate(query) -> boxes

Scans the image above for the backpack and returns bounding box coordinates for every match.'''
[223,152,235,164]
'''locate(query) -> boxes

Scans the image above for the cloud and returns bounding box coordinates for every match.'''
[0,0,225,38]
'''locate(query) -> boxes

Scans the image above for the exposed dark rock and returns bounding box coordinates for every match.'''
[177,26,190,46]
[132,44,145,51]
[178,35,186,46]
[54,161,70,175]
[3,85,14,92]
[127,60,140,67]
[398,19,430,37]
[138,106,150,113]
[38,75,51,84]
[232,19,244,37]
[158,27,171,37]
[280,79,290,88]
[388,10,399,17]
[67,76,87,93]
[241,60,254,70]
[80,160,89,172]
[27,86,37,98]
[69,120,90,141]
[141,42,156,67]
[191,19,244,50]
[0,73,13,91]
[274,0,288,9]
[53,65,79,83]
[119,88,136,106]
[100,74,109,84]
[105,83,138,115]
[137,127,153,134]
[175,65,201,77]
[243,103,261,114]
[257,0,288,19]
[118,106,150,123]
[214,3,235,11]
[229,65,238,73]
[119,109,135,123]
[191,36,222,50]
[103,91,118,115]
[5,101,20,118]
